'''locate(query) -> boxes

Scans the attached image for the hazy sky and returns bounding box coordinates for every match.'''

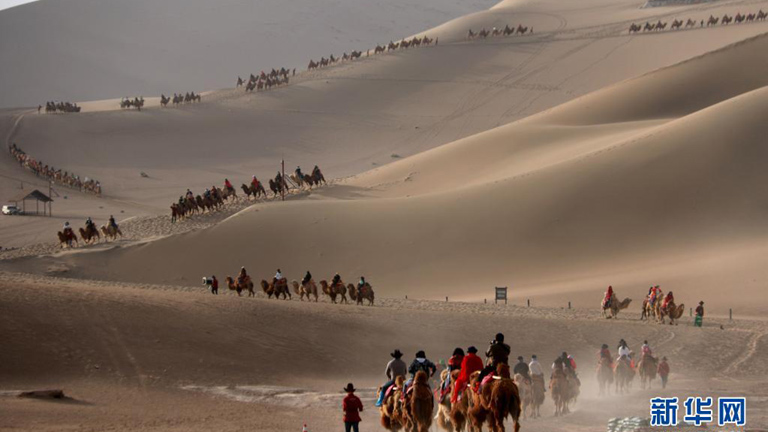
[0,0,36,12]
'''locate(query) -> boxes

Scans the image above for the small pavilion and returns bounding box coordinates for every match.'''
[9,189,53,216]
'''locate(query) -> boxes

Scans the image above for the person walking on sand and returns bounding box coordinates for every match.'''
[210,275,218,295]
[695,301,705,327]
[342,383,363,432]
[657,357,670,388]
[375,349,407,407]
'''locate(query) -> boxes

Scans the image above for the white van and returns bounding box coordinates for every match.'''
[2,205,20,215]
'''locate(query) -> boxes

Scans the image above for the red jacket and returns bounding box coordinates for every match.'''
[451,353,484,403]
[448,354,464,371]
[657,361,670,377]
[343,393,363,423]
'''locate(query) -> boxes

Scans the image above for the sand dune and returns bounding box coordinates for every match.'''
[17,32,766,318]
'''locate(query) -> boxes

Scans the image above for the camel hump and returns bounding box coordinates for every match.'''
[414,370,429,384]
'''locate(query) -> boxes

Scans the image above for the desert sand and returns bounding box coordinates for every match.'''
[1,0,768,430]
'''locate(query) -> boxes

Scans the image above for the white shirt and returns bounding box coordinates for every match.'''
[275,272,283,280]
[529,360,543,376]
[618,346,631,357]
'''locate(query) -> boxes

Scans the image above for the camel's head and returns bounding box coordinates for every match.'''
[226,276,233,283]
[394,375,405,388]
[414,370,429,385]
[469,370,481,384]
[496,363,511,379]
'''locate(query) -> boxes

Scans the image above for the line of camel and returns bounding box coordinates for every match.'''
[629,10,767,33]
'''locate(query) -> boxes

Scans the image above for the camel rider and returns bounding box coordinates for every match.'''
[63,221,73,235]
[295,166,303,178]
[478,333,511,384]
[641,340,653,359]
[604,285,614,308]
[513,356,531,384]
[650,285,660,306]
[186,189,194,200]
[599,344,612,365]
[302,270,312,286]
[441,347,465,396]
[109,215,117,229]
[662,291,674,312]
[551,357,565,379]
[313,165,320,176]
[617,340,631,364]
[85,217,95,231]
[203,188,211,199]
[273,269,284,284]
[224,178,233,192]
[358,276,367,288]
[332,273,342,288]
[275,171,283,185]
[251,175,259,189]
[238,267,248,285]
[178,196,184,205]
[529,354,545,393]
[406,350,437,391]
[451,346,483,404]
[375,349,407,407]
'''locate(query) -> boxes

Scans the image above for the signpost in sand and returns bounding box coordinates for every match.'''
[495,287,508,304]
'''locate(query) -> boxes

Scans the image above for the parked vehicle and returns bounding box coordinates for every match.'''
[2,205,20,215]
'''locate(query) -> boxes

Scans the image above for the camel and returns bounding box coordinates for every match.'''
[380,375,407,431]
[707,15,719,26]
[685,18,697,28]
[602,295,632,319]
[241,183,266,200]
[79,226,100,244]
[260,279,291,299]
[660,301,685,325]
[57,230,78,248]
[437,369,455,432]
[614,359,634,394]
[513,373,532,420]
[596,358,614,396]
[356,282,375,306]
[346,283,358,302]
[291,280,319,302]
[319,280,348,304]
[160,94,170,107]
[550,368,570,416]
[226,276,255,297]
[628,23,641,33]
[467,371,489,431]
[670,19,683,30]
[637,354,657,389]
[448,374,473,432]
[529,374,545,419]
[407,370,434,432]
[481,364,521,432]
[100,224,123,241]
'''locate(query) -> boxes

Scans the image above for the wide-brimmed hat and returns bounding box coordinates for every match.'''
[391,349,403,358]
[343,383,356,392]
[467,346,478,354]
[699,301,704,305]
[532,354,537,359]
[415,350,426,358]
[517,356,524,361]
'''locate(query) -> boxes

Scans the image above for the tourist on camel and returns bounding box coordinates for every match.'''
[603,285,614,308]
[440,347,464,396]
[375,349,407,407]
[513,356,532,384]
[617,339,631,364]
[302,270,312,286]
[451,346,483,403]
[661,291,674,313]
[405,350,436,392]
[478,333,511,384]
[224,178,233,192]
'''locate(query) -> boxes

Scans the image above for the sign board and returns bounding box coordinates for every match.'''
[495,287,508,304]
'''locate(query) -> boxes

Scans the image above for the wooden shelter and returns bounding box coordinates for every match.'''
[9,189,53,216]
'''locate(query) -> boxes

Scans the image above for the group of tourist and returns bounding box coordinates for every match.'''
[38,101,81,113]
[8,143,102,195]
[468,24,531,39]
[599,339,671,388]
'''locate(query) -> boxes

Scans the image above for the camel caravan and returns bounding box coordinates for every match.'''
[467,24,532,40]
[597,339,668,399]
[40,101,81,113]
[628,9,767,33]
[57,218,122,249]
[213,268,375,306]
[173,166,326,222]
[307,35,436,71]
[380,337,583,432]
[120,96,145,111]
[161,92,201,107]
[9,143,102,195]
[239,68,293,92]
[601,285,684,324]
